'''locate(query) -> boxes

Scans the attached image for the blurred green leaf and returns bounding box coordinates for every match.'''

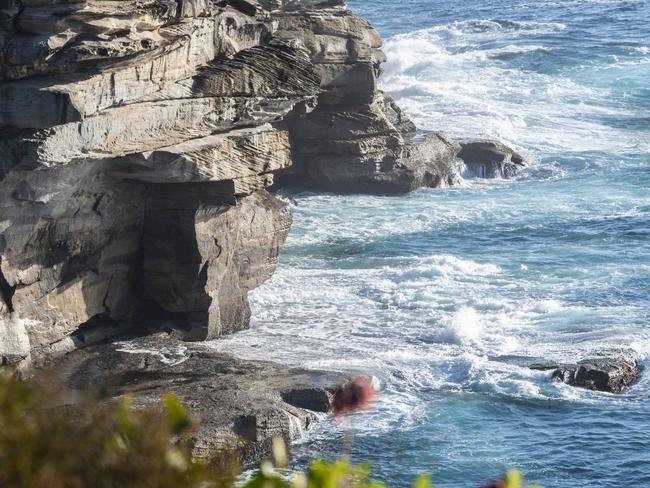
[504,470,523,488]
[413,474,432,488]
[163,392,192,435]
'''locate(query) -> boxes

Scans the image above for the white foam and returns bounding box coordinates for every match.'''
[630,340,650,360]
[379,19,647,155]
[286,412,305,440]
[528,299,564,313]
[441,307,483,345]
[404,255,502,277]
[114,342,189,366]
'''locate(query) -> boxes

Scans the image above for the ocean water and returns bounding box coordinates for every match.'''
[209,0,650,486]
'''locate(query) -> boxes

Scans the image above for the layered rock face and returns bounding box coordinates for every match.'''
[271,7,466,193]
[1,0,524,367]
[266,5,523,193]
[0,0,324,367]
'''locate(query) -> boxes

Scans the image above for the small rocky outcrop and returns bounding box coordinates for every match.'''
[552,357,642,393]
[39,333,348,467]
[458,140,525,179]
[532,352,642,393]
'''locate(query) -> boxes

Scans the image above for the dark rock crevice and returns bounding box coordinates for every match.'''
[0,265,16,314]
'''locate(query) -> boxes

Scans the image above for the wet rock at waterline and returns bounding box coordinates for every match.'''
[552,355,642,393]
[41,333,348,468]
[458,140,525,179]
[530,352,642,393]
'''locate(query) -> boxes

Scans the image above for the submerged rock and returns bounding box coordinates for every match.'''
[458,140,525,179]
[550,352,642,393]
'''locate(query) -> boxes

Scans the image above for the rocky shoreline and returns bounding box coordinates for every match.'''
[36,332,348,468]
[0,0,530,466]
[0,0,526,371]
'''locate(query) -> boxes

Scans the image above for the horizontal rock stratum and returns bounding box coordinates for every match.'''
[0,0,525,369]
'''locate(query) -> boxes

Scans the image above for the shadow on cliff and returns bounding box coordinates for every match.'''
[137,181,242,341]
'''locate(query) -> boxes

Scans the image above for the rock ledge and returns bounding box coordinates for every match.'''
[40,333,349,467]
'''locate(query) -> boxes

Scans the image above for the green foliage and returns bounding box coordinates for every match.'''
[240,454,539,488]
[242,459,386,488]
[504,470,523,488]
[163,392,193,435]
[413,474,432,488]
[0,370,226,488]
[0,371,541,488]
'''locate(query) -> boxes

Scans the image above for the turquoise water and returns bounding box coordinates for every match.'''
[211,1,650,486]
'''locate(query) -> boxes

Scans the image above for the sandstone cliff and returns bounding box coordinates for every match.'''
[0,0,524,368]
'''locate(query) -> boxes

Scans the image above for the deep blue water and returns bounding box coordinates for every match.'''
[211,1,650,486]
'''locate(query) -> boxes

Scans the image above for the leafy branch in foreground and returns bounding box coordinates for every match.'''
[241,436,540,488]
[0,370,228,488]
[0,371,540,488]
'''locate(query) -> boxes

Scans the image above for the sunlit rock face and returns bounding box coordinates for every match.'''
[271,7,469,194]
[0,0,523,367]
[0,0,316,366]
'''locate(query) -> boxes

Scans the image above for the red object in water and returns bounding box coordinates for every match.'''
[330,376,378,416]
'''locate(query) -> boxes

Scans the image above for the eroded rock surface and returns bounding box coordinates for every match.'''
[458,140,525,179]
[271,6,463,193]
[1,0,313,366]
[39,334,348,467]
[1,0,525,367]
[551,352,642,393]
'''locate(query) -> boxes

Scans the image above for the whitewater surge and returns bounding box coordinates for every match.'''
[380,19,649,155]
[209,0,650,486]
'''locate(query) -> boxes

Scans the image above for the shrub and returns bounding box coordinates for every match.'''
[0,370,226,487]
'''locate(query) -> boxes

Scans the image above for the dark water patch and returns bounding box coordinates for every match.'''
[599,116,650,132]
